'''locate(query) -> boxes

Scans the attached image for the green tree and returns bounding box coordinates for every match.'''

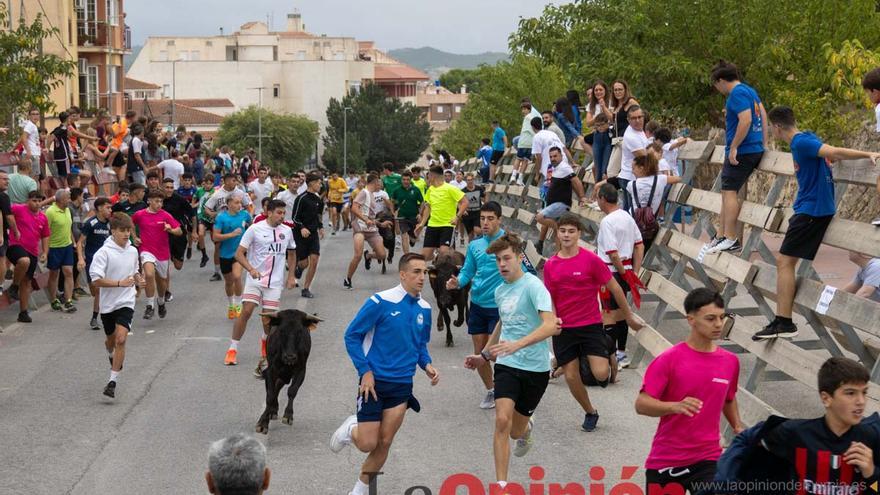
[439,68,484,94]
[438,55,571,159]
[215,106,318,176]
[0,3,76,146]
[507,0,880,143]
[322,83,431,172]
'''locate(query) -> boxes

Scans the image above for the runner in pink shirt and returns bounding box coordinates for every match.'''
[131,189,182,320]
[6,190,50,322]
[635,287,744,495]
[542,213,642,432]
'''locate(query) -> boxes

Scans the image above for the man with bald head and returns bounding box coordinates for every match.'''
[46,189,77,313]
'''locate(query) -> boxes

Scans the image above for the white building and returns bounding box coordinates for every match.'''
[126,11,428,162]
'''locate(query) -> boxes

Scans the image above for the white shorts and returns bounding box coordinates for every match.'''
[242,281,281,311]
[140,252,170,278]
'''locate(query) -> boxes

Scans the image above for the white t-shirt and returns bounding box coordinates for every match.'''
[597,209,643,271]
[157,159,185,188]
[661,142,680,176]
[531,129,568,177]
[21,120,40,156]
[240,221,296,289]
[296,183,307,196]
[626,174,669,215]
[620,126,650,181]
[204,186,252,213]
[372,190,390,214]
[275,189,297,223]
[450,179,467,190]
[247,178,275,215]
[131,136,143,156]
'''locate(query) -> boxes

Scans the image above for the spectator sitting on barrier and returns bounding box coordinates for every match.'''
[861,67,880,226]
[843,251,880,303]
[752,106,880,342]
[206,434,271,495]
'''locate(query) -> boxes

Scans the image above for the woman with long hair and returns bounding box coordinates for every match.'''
[587,80,614,181]
[566,89,583,136]
[610,80,639,140]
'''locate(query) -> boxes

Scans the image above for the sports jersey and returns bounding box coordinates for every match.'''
[382,173,402,198]
[196,189,214,223]
[247,178,274,215]
[214,210,252,259]
[45,203,73,248]
[545,163,576,206]
[495,272,554,373]
[597,208,643,271]
[391,185,423,220]
[425,183,465,228]
[131,209,179,261]
[543,247,612,328]
[204,186,252,213]
[344,285,433,383]
[176,186,197,203]
[80,216,110,263]
[327,177,348,203]
[239,221,296,289]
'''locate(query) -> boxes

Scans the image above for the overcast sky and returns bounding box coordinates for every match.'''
[125,1,570,53]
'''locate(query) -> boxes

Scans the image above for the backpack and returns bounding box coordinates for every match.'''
[632,176,660,242]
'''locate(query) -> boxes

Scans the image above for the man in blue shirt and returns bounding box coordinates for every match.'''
[446,201,506,409]
[476,138,493,183]
[708,61,768,254]
[330,253,440,495]
[464,233,559,488]
[753,106,879,340]
[490,121,508,182]
[212,194,252,320]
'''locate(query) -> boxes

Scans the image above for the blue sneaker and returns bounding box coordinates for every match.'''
[582,410,599,432]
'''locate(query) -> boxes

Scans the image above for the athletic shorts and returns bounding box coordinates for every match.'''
[467,303,499,335]
[219,257,237,275]
[539,202,570,220]
[462,212,480,233]
[47,245,75,270]
[329,202,344,212]
[7,245,37,279]
[169,233,187,262]
[779,214,833,261]
[516,147,532,159]
[397,218,417,237]
[720,151,763,191]
[242,281,281,311]
[101,306,134,336]
[423,226,454,248]
[294,230,320,259]
[355,379,421,422]
[602,271,630,311]
[493,363,550,417]
[645,460,717,495]
[490,150,504,165]
[140,251,170,278]
[552,324,613,367]
[199,219,214,231]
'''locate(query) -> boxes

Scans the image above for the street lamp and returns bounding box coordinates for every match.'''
[343,106,352,176]
[248,86,267,162]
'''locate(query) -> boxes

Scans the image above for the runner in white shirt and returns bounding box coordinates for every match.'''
[19,109,41,166]
[156,150,185,188]
[275,175,302,225]
[224,199,297,377]
[596,184,644,369]
[247,166,275,216]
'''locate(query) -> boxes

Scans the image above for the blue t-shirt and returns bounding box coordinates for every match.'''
[476,145,493,168]
[492,127,507,151]
[724,83,764,156]
[494,272,554,372]
[80,217,110,263]
[790,132,836,217]
[214,210,252,259]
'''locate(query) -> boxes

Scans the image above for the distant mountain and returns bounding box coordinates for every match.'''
[124,45,143,72]
[388,47,508,78]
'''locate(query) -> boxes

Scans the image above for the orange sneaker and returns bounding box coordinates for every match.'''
[260,337,267,358]
[227,305,236,320]
[224,348,238,366]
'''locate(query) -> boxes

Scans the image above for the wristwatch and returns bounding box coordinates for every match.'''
[480,349,493,362]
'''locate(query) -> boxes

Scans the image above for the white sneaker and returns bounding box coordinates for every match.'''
[706,237,734,253]
[515,180,525,186]
[513,416,534,457]
[329,414,357,453]
[480,389,495,409]
[872,217,880,226]
[618,352,631,370]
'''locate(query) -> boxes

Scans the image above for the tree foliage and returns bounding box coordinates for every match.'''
[438,68,484,94]
[215,106,318,175]
[322,83,431,172]
[0,4,76,146]
[438,55,571,159]
[507,0,880,144]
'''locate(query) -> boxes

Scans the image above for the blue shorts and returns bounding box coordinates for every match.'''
[539,202,570,220]
[468,303,499,335]
[47,245,75,270]
[516,147,532,159]
[356,379,420,422]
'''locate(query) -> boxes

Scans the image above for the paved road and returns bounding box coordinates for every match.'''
[0,230,687,494]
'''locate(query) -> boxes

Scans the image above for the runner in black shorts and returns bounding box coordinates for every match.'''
[161,178,196,302]
[415,166,467,260]
[753,106,880,341]
[460,173,485,241]
[390,172,423,254]
[291,173,325,298]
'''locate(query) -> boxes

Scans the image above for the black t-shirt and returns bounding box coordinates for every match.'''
[112,200,147,216]
[51,125,70,164]
[763,417,880,494]
[162,193,194,228]
[0,191,11,243]
[546,173,575,207]
[80,216,110,263]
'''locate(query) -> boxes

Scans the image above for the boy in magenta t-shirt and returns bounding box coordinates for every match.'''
[542,213,643,432]
[131,190,182,320]
[635,287,744,494]
[7,191,50,322]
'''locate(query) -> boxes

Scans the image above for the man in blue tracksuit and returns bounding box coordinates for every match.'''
[447,201,506,410]
[330,252,440,495]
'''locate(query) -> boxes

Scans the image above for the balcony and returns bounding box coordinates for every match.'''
[77,20,128,53]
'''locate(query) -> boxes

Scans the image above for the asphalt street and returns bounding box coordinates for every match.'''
[0,227,792,495]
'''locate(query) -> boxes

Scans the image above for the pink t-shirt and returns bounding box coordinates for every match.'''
[131,208,180,261]
[9,204,50,256]
[642,342,740,469]
[542,247,611,327]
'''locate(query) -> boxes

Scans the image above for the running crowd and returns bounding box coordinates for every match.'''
[10,58,880,495]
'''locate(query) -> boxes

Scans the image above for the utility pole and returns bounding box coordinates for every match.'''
[343,106,352,177]
[248,87,267,162]
[171,59,176,129]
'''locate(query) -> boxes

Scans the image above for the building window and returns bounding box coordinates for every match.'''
[163,84,171,98]
[273,84,280,98]
[348,81,361,95]
[159,50,168,61]
[297,50,306,60]
[206,40,213,47]
[455,105,462,113]
[83,65,98,109]
[134,91,144,99]
[226,46,238,61]
[109,65,119,92]
[178,50,188,61]
[106,0,118,26]
[166,40,175,46]
[333,51,344,61]
[436,105,444,114]
[191,50,200,61]
[273,46,278,61]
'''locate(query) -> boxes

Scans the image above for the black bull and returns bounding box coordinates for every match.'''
[256,309,322,434]
[428,251,470,347]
